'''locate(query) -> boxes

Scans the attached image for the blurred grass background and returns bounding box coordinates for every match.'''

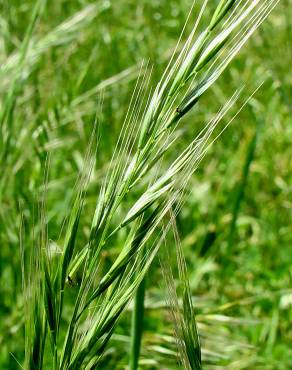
[0,0,291,368]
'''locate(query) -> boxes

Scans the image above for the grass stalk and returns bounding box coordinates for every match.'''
[129,276,146,370]
[227,110,262,254]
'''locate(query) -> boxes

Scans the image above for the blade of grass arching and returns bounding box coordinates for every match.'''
[227,109,263,255]
[72,65,141,107]
[129,275,146,370]
[0,2,110,84]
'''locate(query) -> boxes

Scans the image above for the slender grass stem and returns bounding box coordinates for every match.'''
[129,276,146,370]
[227,114,261,254]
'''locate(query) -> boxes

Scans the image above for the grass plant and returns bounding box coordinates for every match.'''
[1,1,290,369]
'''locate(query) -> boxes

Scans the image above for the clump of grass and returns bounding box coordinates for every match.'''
[16,1,280,369]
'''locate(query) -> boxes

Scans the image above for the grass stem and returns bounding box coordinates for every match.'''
[129,276,146,370]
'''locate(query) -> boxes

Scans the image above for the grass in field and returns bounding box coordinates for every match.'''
[0,1,291,369]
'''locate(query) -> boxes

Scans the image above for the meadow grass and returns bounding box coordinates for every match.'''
[0,0,291,369]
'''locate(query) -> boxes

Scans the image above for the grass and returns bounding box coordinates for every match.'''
[0,0,291,369]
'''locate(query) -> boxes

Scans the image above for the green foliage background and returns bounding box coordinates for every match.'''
[0,0,291,368]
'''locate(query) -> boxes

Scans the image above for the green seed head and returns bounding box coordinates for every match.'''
[210,0,237,30]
